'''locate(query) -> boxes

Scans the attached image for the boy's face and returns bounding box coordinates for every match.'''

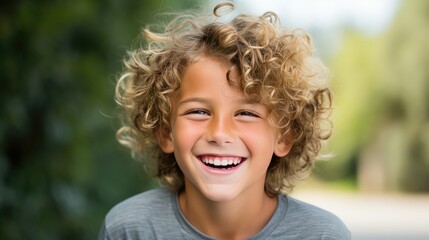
[159,57,291,202]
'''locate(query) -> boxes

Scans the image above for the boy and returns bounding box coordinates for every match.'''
[100,2,351,239]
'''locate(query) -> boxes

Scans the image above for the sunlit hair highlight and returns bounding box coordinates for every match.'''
[115,2,332,196]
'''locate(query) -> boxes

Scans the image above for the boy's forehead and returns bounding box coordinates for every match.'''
[183,57,242,86]
[175,58,263,103]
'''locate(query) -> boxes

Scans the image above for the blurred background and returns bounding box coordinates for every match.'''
[1,0,428,239]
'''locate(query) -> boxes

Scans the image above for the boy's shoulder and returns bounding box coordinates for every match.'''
[100,188,179,239]
[275,195,351,239]
[105,187,174,223]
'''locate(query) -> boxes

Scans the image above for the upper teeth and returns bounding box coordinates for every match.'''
[201,156,242,166]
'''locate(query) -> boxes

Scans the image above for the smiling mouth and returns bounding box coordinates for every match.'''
[199,156,245,169]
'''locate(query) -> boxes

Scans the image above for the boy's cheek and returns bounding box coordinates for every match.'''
[172,120,200,142]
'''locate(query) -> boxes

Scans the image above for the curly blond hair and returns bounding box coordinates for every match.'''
[115,2,332,196]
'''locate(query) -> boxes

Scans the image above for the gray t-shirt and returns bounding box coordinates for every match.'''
[99,188,350,239]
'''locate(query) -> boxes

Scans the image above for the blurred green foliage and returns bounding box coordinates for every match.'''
[380,0,429,191]
[316,0,429,192]
[0,0,200,239]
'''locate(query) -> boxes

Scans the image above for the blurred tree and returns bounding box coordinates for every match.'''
[316,0,429,192]
[315,30,384,186]
[0,0,201,239]
[373,0,429,191]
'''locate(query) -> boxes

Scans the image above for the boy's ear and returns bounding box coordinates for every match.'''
[274,135,293,157]
[157,130,174,153]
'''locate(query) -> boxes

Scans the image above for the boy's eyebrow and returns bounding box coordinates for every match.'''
[238,98,259,105]
[178,97,209,106]
[178,97,259,106]
[233,96,260,105]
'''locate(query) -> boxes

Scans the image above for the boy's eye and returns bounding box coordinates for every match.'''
[236,111,259,118]
[185,109,210,116]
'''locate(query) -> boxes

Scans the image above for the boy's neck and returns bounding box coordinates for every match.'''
[178,181,278,240]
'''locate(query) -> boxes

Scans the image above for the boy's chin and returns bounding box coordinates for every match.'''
[205,193,237,203]
[194,184,245,203]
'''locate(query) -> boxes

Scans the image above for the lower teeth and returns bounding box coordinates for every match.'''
[205,163,236,169]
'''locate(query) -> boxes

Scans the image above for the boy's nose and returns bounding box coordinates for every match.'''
[206,115,234,146]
